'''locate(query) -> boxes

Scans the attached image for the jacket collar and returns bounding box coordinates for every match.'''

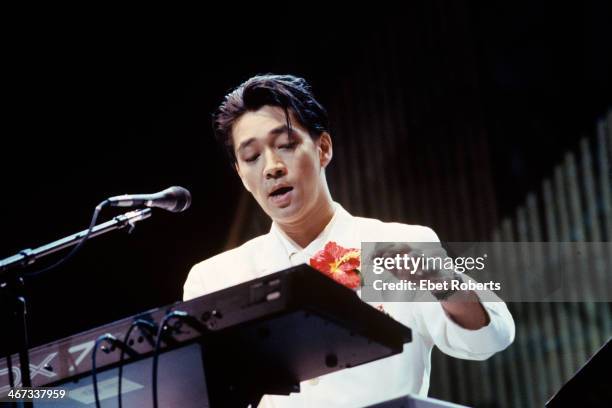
[257,202,360,277]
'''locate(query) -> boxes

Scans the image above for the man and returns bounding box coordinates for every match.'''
[184,74,515,407]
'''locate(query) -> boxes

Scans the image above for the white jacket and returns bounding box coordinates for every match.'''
[184,203,515,407]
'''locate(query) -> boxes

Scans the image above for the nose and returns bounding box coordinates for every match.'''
[263,149,287,180]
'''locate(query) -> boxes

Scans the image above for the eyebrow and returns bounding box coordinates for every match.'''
[236,125,291,153]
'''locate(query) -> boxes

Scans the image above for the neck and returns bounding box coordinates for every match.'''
[276,189,335,249]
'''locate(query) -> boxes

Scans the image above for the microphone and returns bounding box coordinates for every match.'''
[107,186,192,213]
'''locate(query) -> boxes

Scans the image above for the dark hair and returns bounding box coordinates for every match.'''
[213,74,329,163]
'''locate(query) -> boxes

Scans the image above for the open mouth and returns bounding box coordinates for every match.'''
[269,186,293,197]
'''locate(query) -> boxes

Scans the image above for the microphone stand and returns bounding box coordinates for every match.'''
[0,209,152,273]
[0,208,152,395]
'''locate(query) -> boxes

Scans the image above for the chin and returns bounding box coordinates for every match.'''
[268,203,303,222]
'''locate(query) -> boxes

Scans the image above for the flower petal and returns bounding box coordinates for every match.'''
[310,242,362,290]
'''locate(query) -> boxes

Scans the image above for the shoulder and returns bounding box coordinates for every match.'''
[183,233,271,300]
[192,233,270,272]
[352,215,440,242]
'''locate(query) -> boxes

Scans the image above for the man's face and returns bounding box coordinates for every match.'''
[232,105,332,223]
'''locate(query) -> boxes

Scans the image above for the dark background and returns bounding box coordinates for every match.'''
[2,1,610,357]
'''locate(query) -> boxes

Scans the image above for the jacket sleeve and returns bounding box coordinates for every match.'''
[183,262,207,301]
[411,299,515,360]
[397,225,516,360]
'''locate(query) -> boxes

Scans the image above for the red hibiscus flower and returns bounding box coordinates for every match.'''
[309,241,362,290]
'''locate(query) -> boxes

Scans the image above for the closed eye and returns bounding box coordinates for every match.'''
[245,154,260,163]
[279,142,297,150]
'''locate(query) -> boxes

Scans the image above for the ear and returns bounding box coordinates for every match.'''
[317,132,333,168]
[234,162,252,193]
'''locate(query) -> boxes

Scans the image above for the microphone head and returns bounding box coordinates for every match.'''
[162,186,192,213]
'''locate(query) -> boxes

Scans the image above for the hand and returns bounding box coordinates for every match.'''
[370,242,454,278]
[369,243,489,328]
[369,242,459,299]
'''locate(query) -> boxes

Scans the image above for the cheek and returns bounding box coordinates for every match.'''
[295,152,320,184]
[239,170,259,195]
